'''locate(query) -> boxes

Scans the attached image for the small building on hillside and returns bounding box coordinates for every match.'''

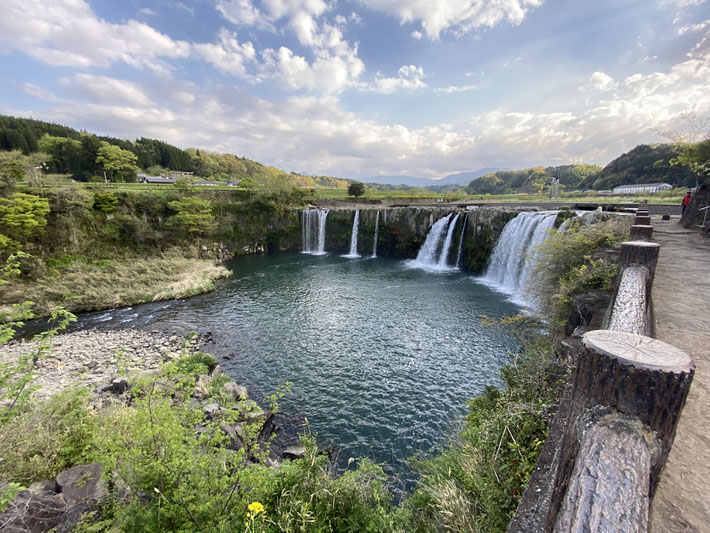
[613,183,672,195]
[138,174,176,184]
[193,180,218,186]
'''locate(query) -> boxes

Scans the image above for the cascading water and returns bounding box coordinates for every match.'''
[437,213,460,268]
[302,208,329,255]
[343,210,360,258]
[372,211,380,258]
[455,213,469,269]
[481,212,558,306]
[406,213,461,271]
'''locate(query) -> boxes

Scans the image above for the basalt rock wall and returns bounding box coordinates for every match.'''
[306,207,517,273]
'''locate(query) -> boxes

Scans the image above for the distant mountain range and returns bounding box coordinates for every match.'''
[362,167,507,187]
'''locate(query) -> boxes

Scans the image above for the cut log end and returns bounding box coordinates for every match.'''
[582,330,693,373]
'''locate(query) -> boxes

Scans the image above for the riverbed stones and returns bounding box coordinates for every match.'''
[0,329,185,400]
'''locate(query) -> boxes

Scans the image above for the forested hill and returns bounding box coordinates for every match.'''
[576,143,698,190]
[0,114,350,188]
[465,164,603,195]
[465,144,701,194]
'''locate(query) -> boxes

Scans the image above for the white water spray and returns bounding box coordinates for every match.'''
[455,213,469,269]
[343,210,360,258]
[302,208,329,255]
[481,212,558,305]
[372,211,380,258]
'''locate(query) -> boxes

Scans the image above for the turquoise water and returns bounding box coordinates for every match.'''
[65,252,521,483]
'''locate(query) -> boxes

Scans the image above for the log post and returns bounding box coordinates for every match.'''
[619,241,660,295]
[572,330,694,495]
[608,266,648,335]
[634,215,651,225]
[629,224,653,241]
[554,416,651,533]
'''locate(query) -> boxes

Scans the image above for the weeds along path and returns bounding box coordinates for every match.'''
[650,218,710,532]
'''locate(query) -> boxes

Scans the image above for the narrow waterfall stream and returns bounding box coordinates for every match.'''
[437,213,460,268]
[343,210,360,258]
[372,211,380,258]
[481,211,557,306]
[455,213,469,269]
[302,208,330,255]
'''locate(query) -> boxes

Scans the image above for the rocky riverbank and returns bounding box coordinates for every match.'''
[0,329,190,401]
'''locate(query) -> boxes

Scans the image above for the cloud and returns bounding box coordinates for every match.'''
[358,0,545,39]
[579,71,619,92]
[138,7,157,16]
[58,74,154,107]
[362,65,428,94]
[0,0,191,72]
[194,29,258,78]
[435,84,477,93]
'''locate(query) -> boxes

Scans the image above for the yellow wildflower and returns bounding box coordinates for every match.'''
[248,501,265,516]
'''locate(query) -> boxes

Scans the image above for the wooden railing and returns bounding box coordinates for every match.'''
[509,205,695,533]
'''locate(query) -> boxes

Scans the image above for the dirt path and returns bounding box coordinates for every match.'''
[650,218,710,532]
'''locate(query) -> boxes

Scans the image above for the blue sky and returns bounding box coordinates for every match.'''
[1,0,709,179]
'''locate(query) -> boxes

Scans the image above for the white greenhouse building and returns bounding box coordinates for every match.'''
[612,183,673,195]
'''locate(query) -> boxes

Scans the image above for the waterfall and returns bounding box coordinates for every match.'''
[343,210,360,258]
[455,213,469,269]
[406,213,460,271]
[437,213,460,268]
[372,211,380,258]
[481,212,558,305]
[302,208,329,255]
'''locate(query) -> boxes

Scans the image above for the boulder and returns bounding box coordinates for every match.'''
[28,479,57,495]
[223,382,248,401]
[283,446,307,460]
[55,463,106,507]
[0,490,66,532]
[211,365,224,378]
[565,289,612,337]
[194,374,210,399]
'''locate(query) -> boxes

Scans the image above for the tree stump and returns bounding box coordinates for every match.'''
[574,330,694,494]
[634,215,651,225]
[629,225,653,241]
[554,416,650,533]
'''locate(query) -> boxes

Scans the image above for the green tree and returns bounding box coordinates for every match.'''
[348,182,366,198]
[0,193,51,249]
[671,139,710,189]
[96,142,138,182]
[167,197,216,237]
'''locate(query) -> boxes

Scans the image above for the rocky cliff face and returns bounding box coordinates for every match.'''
[681,182,710,236]
[305,206,518,274]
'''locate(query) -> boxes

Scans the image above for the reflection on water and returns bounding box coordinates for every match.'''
[30,252,520,486]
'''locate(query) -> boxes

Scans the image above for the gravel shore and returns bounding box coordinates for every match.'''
[0,329,194,400]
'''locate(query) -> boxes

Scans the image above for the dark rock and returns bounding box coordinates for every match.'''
[565,289,612,337]
[222,354,232,360]
[222,423,245,450]
[0,490,66,532]
[55,463,106,507]
[661,214,671,221]
[283,446,307,460]
[223,382,248,401]
[55,502,99,533]
[110,377,129,394]
[203,403,220,415]
[28,479,57,495]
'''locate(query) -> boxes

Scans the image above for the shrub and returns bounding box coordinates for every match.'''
[529,216,629,331]
[0,387,97,484]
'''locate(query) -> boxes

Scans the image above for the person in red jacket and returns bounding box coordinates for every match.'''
[682,191,692,215]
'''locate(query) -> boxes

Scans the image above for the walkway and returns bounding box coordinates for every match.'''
[650,218,710,532]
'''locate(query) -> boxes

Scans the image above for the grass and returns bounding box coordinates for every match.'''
[0,250,231,316]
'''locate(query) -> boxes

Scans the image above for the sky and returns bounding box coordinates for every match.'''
[1,0,709,180]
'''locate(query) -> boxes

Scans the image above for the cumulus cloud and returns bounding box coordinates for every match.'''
[362,65,428,94]
[358,0,545,39]
[0,0,190,71]
[579,71,619,92]
[194,29,258,78]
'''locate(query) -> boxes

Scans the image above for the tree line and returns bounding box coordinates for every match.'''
[465,143,708,195]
